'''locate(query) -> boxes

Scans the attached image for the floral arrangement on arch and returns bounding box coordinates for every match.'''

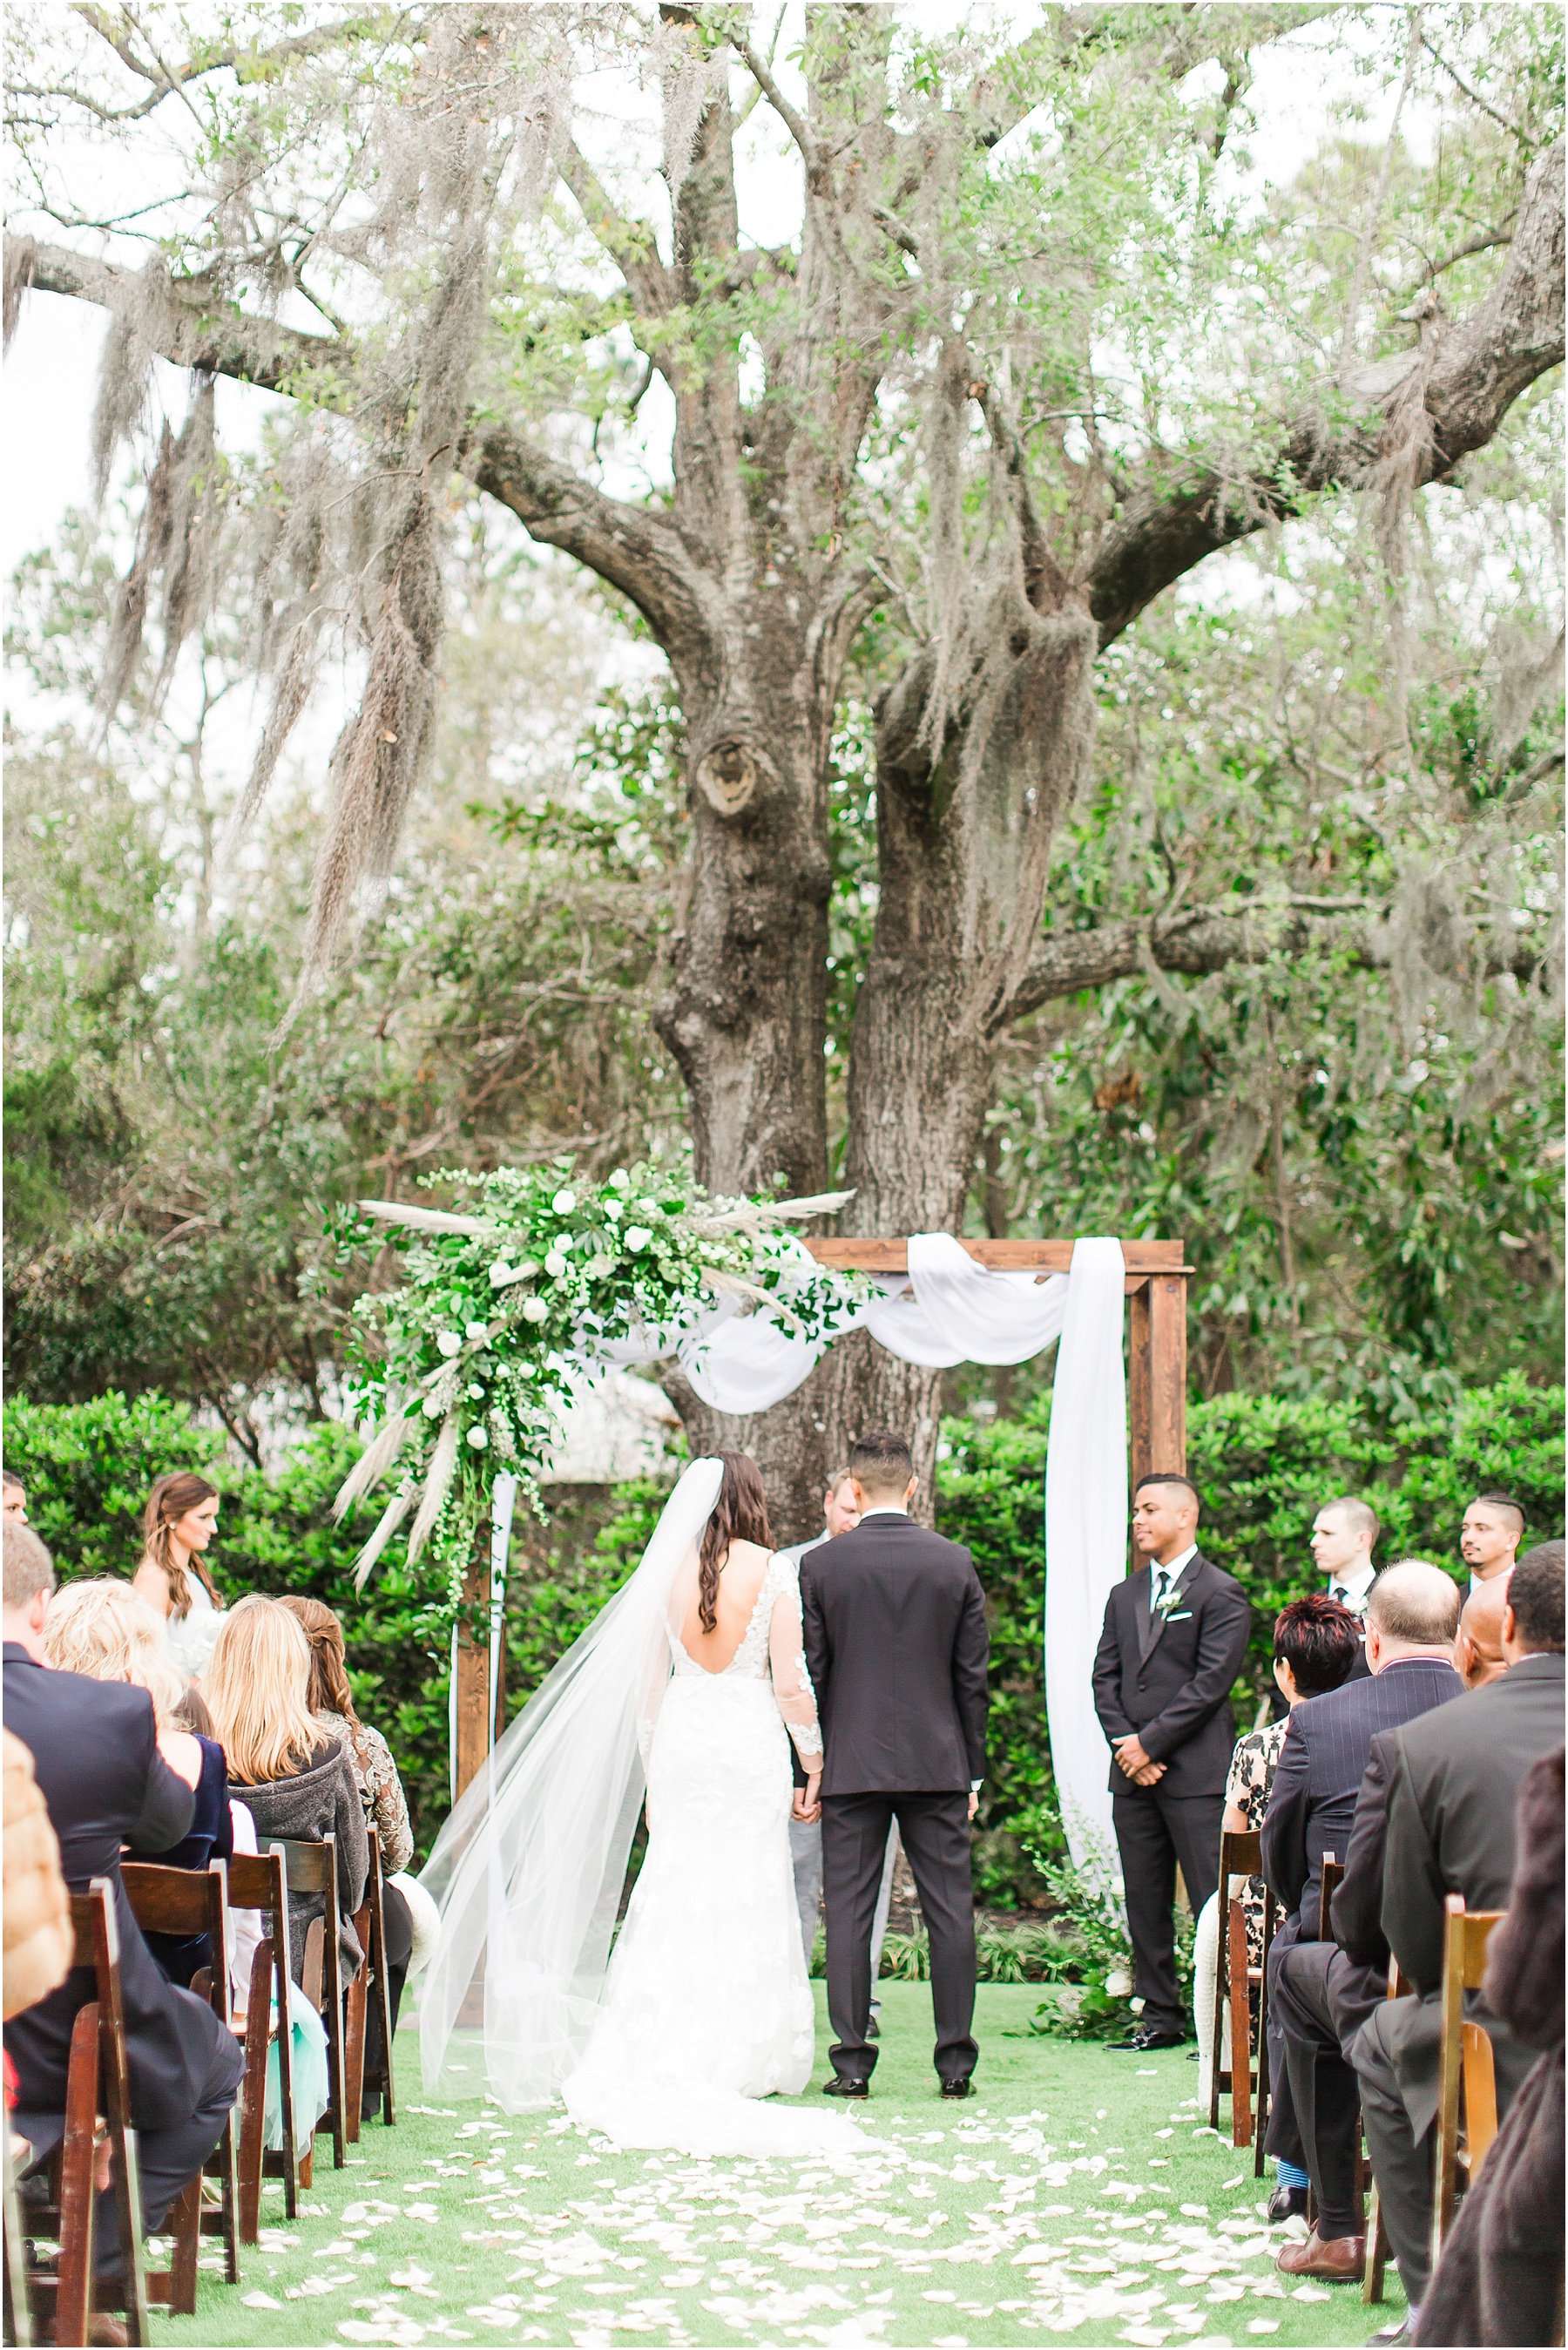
[331,1161,857,1611]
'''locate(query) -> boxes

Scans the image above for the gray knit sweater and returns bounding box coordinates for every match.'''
[230,1738,369,1981]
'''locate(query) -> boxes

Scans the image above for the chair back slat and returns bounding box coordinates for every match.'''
[1432,1893,1506,2270]
[1318,1852,1344,1944]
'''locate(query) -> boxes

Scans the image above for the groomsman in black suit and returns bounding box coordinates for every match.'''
[1092,1474,1251,2053]
[802,1430,989,2100]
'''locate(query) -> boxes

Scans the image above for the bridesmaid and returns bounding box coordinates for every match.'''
[132,1472,226,1676]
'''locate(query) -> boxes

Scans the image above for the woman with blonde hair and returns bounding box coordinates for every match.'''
[277,1596,419,2118]
[40,1579,244,1988]
[205,1597,368,1981]
[132,1472,226,1676]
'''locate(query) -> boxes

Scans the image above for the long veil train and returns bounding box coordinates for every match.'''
[417,1456,725,2110]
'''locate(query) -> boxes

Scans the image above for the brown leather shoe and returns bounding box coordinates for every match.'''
[1276,2225,1366,2281]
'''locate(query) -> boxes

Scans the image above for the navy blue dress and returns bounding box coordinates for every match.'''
[133,1734,233,1988]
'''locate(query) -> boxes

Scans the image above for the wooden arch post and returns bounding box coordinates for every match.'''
[449,1236,1190,1801]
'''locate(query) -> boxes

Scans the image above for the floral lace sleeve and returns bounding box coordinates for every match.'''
[358,1723,416,1873]
[767,1557,823,1764]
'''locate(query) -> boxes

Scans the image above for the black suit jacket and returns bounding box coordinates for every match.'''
[2,1646,235,2130]
[1371,1654,1567,2136]
[1092,1553,1251,1797]
[800,1513,988,1798]
[1260,1654,1462,1934]
[1330,1726,1403,1970]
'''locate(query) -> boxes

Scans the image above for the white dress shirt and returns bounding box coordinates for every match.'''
[1325,1558,1376,1614]
[1148,1542,1198,1613]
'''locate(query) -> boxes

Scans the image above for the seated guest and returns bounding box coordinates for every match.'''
[169,1681,265,2014]
[1412,1742,1565,2347]
[1350,1541,1564,2340]
[41,1579,230,1986]
[205,1596,368,1983]
[1454,1574,1511,1689]
[2,1521,243,2300]
[278,1596,414,2116]
[3,1727,72,2023]
[1196,1595,1359,2186]
[1259,1561,1463,2251]
[132,1471,227,1677]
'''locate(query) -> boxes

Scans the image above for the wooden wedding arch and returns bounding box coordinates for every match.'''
[450,1235,1190,1800]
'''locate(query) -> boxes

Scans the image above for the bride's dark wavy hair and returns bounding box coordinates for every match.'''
[697,1453,774,1634]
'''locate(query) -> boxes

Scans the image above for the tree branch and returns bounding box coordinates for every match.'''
[557,135,672,315]
[65,5,382,117]
[18,236,720,666]
[1085,137,1565,649]
[1008,898,1545,1023]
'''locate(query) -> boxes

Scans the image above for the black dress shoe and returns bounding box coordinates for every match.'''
[866,2014,881,2038]
[822,2076,868,2098]
[1267,2183,1309,2223]
[1109,2024,1187,2052]
[938,2076,971,2100]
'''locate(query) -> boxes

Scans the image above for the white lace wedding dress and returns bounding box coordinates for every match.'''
[562,1549,868,2157]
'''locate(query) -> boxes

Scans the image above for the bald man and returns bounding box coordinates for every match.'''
[1455,1576,1510,1688]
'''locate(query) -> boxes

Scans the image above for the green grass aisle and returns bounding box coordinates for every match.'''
[154,1986,1403,2349]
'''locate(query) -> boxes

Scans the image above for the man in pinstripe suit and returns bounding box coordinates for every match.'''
[1258,1561,1463,2265]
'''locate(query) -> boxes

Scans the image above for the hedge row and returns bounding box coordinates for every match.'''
[4,1375,1559,1899]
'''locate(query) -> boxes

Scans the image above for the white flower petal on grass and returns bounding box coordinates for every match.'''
[1245,2325,1280,2337]
[242,2291,283,2309]
[1289,2284,1332,2300]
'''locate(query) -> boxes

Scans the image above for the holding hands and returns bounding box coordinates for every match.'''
[791,1771,822,1825]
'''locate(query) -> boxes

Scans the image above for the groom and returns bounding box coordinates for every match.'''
[801,1430,990,2099]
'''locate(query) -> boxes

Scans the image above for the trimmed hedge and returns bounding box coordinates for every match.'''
[5,1377,1560,1889]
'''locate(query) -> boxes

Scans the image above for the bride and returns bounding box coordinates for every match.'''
[417,1453,871,2157]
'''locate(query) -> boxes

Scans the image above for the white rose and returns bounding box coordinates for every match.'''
[625,1226,653,1252]
[608,1168,631,1191]
[633,1196,663,1218]
[465,1319,490,1342]
[522,1297,550,1324]
[422,1394,443,1419]
[488,1260,515,1288]
[602,1199,624,1222]
[551,1189,577,1214]
[465,1424,489,1450]
[467,1381,485,1401]
[436,1330,463,1358]
[586,1255,615,1278]
[1104,1967,1133,1999]
[544,1251,568,1279]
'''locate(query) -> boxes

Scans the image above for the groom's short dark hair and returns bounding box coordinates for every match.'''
[850,1432,914,1493]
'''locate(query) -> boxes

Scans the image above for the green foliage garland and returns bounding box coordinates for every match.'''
[336,1162,862,1611]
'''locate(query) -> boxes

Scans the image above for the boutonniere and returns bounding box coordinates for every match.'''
[1152,1580,1187,1622]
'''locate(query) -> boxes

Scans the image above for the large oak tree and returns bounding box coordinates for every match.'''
[8,2,1561,1523]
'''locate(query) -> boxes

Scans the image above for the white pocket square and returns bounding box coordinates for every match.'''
[1166,1610,1193,1622]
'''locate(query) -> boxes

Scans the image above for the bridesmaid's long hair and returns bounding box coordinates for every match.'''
[697,1453,774,1634]
[140,1472,223,1619]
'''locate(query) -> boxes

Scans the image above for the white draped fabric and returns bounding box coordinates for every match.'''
[1042,1238,1128,1877]
[551,1230,1128,1877]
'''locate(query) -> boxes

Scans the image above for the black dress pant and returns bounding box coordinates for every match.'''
[1111,1785,1223,2035]
[1274,1939,1385,2238]
[15,2026,244,2278]
[1263,1913,1306,2171]
[822,1791,977,2085]
[362,1879,413,2118]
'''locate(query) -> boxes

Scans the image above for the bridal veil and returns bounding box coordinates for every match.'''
[416,1454,723,2108]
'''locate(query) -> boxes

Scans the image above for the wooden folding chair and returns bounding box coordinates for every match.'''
[1430,1893,1504,2274]
[1208,1829,1266,2147]
[265,1836,347,2173]
[119,1859,240,2286]
[223,1848,297,2238]
[22,1882,151,2349]
[1252,1879,1278,2177]
[344,1838,397,2137]
[1364,1954,1415,2306]
[1317,1852,1344,1942]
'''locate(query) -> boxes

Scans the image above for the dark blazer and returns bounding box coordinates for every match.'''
[801,1512,988,1798]
[1092,1552,1251,1797]
[1375,1654,1566,2137]
[1330,1726,1404,1970]
[2,1645,236,2130]
[1261,1653,1462,1934]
